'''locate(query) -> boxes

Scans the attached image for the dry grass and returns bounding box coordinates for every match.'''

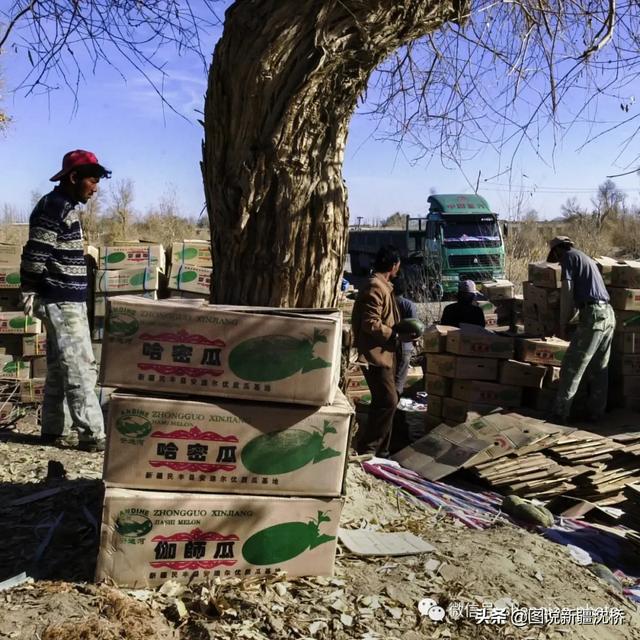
[41,584,175,640]
[505,213,640,293]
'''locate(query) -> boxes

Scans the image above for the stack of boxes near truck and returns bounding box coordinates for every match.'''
[95,296,351,587]
[515,261,565,414]
[424,325,517,428]
[513,337,566,414]
[92,243,165,409]
[0,244,46,410]
[522,262,562,337]
[607,261,640,412]
[167,240,212,301]
[478,279,518,329]
[424,324,569,428]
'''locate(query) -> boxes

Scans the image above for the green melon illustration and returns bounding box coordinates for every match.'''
[241,421,340,475]
[106,251,126,264]
[229,328,331,382]
[242,511,334,565]
[115,512,153,538]
[177,270,198,283]
[5,273,20,285]
[2,361,28,374]
[128,272,147,287]
[9,316,36,329]
[116,415,152,439]
[178,247,199,261]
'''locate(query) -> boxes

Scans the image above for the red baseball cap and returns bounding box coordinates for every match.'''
[50,149,111,182]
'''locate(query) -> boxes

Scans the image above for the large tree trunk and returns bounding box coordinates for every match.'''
[202,0,459,307]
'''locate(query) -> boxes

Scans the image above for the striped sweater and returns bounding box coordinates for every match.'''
[20,187,88,303]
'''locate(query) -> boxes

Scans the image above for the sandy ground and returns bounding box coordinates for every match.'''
[0,415,639,640]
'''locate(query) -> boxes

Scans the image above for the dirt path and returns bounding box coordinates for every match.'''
[0,419,638,639]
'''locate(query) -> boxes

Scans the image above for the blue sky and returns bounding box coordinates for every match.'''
[2,9,640,223]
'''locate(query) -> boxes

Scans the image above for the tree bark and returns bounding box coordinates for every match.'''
[202,0,459,307]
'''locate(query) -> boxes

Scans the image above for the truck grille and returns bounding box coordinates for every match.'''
[448,254,502,269]
[460,270,496,283]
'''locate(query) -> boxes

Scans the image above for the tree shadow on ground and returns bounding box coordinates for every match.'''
[0,478,104,582]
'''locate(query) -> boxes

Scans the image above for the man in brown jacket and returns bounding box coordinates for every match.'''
[352,246,417,457]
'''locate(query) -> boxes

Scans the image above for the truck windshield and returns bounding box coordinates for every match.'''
[442,218,500,243]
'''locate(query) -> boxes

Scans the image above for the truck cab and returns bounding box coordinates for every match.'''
[347,194,506,300]
[417,194,505,295]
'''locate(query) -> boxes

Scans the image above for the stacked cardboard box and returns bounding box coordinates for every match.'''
[0,244,48,418]
[515,337,567,413]
[479,279,515,301]
[344,365,371,407]
[91,243,165,341]
[477,280,520,329]
[424,324,569,426]
[424,325,518,427]
[607,260,640,411]
[168,240,212,299]
[96,296,351,587]
[522,262,562,337]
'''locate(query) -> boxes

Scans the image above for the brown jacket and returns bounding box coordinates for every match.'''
[352,274,400,368]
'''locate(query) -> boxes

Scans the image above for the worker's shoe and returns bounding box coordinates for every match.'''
[40,433,79,447]
[78,438,106,453]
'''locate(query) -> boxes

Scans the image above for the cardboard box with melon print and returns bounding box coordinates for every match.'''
[0,355,31,380]
[445,326,514,360]
[98,244,166,272]
[103,391,353,496]
[96,487,343,588]
[99,297,342,406]
[167,264,212,296]
[94,267,161,294]
[170,241,212,268]
[0,312,41,335]
[0,265,21,289]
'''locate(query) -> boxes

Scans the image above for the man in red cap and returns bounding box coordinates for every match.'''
[20,150,111,451]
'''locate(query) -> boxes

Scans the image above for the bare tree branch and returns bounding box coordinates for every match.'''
[0,0,38,50]
[1,0,222,109]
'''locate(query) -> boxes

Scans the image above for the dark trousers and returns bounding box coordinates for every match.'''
[356,363,398,457]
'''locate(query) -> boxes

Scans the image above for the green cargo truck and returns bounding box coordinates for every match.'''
[348,194,506,300]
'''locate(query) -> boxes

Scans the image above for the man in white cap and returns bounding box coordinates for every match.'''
[20,150,111,451]
[546,236,615,423]
[440,280,486,328]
